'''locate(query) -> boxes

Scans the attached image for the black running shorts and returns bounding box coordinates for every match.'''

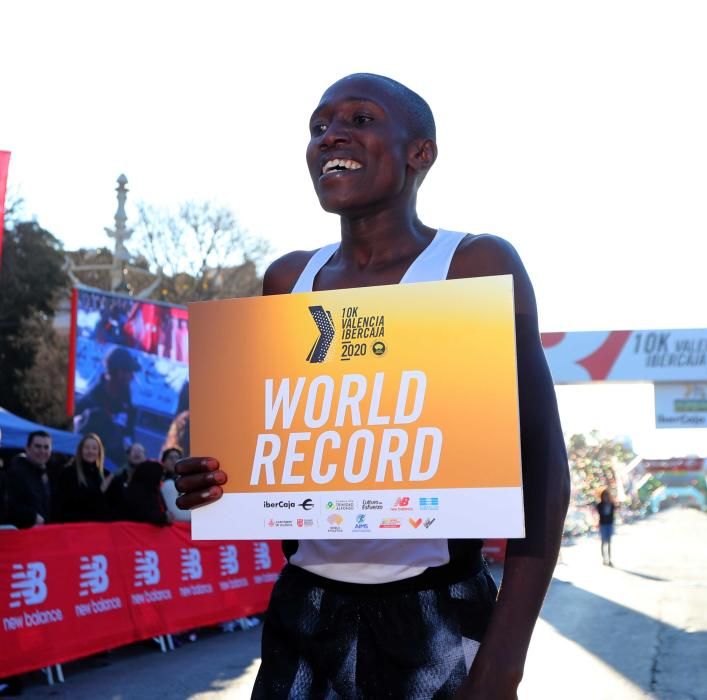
[251,561,498,699]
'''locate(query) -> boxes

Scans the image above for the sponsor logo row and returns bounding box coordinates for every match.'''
[6,543,275,609]
[267,513,437,533]
[264,496,440,512]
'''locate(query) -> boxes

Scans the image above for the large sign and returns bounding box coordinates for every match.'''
[0,523,283,677]
[71,288,190,468]
[541,329,707,383]
[654,383,707,429]
[190,276,524,540]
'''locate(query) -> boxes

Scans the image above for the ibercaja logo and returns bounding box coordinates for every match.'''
[307,306,335,363]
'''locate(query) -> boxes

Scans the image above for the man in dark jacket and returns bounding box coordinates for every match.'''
[74,346,140,470]
[6,430,57,528]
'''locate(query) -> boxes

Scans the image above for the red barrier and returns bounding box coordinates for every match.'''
[481,539,507,564]
[0,522,284,676]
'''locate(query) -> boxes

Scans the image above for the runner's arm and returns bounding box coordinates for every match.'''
[450,236,570,698]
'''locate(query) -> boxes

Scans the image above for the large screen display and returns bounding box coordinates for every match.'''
[72,289,189,469]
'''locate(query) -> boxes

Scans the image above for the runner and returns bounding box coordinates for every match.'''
[176,73,569,699]
[596,488,616,566]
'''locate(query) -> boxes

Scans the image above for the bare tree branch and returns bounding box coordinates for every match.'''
[132,200,270,304]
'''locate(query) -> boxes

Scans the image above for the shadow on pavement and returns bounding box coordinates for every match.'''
[612,567,669,582]
[540,579,705,695]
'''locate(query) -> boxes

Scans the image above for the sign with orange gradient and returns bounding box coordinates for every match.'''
[190,276,524,540]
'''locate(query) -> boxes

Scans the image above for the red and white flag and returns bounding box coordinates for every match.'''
[0,150,11,271]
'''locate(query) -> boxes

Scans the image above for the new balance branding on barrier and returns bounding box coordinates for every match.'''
[0,524,283,677]
[79,556,109,596]
[180,548,203,581]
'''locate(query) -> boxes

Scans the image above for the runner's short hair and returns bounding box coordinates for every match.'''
[343,73,436,141]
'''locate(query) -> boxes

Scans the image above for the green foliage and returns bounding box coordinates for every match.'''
[567,432,635,507]
[637,474,663,502]
[0,220,69,424]
[0,222,67,324]
[12,311,70,428]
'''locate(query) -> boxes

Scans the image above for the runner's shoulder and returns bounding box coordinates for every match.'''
[262,249,318,295]
[448,233,525,280]
[449,233,536,316]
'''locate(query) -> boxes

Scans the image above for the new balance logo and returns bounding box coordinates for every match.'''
[79,555,109,596]
[134,550,160,587]
[10,562,47,608]
[219,545,239,576]
[180,548,203,581]
[253,542,271,571]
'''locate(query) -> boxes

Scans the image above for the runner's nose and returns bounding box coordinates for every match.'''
[320,118,351,149]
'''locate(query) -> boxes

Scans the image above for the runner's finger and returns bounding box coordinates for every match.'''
[176,470,226,494]
[176,486,223,510]
[176,457,220,476]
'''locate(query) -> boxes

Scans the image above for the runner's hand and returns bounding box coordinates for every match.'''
[175,457,227,510]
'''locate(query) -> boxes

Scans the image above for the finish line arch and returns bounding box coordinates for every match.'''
[540,328,707,429]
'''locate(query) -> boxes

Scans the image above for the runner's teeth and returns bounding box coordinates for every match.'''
[322,159,362,174]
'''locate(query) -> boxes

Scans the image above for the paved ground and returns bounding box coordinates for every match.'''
[16,508,707,699]
[522,508,706,700]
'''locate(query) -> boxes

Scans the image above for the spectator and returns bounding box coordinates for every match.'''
[126,442,147,469]
[161,447,189,522]
[0,428,10,527]
[74,346,140,469]
[0,465,8,527]
[6,431,57,528]
[121,460,170,526]
[164,410,190,456]
[56,433,112,522]
[105,442,146,519]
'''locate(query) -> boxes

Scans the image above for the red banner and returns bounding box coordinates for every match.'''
[481,539,507,563]
[0,150,10,271]
[0,522,284,676]
[642,458,705,473]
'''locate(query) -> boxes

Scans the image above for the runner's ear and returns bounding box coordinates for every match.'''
[407,138,437,177]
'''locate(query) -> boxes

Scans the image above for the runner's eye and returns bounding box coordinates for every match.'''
[310,122,327,136]
[353,114,373,126]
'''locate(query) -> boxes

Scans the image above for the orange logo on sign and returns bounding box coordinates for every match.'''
[409,518,423,529]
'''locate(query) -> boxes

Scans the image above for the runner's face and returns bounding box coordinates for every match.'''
[307,78,411,214]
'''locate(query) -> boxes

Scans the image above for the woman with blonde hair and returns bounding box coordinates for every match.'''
[57,433,112,522]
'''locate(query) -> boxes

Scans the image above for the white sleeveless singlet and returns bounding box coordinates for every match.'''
[289,229,467,584]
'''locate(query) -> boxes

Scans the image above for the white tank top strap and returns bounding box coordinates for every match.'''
[287,227,471,585]
[399,229,468,284]
[290,243,339,293]
[290,230,467,293]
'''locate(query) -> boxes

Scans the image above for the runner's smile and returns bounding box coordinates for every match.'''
[320,157,363,180]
